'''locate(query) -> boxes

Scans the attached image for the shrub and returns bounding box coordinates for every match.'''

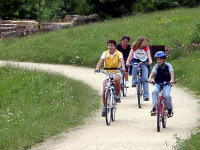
[132,0,179,13]
[191,24,200,44]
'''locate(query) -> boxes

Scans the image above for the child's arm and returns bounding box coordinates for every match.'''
[147,49,152,65]
[95,58,104,72]
[148,72,155,83]
[170,72,175,83]
[120,58,126,72]
[126,49,133,66]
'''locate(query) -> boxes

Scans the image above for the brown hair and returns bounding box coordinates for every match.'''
[120,36,131,42]
[132,37,148,49]
[107,39,117,47]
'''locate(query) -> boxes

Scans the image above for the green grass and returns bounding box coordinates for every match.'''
[0,6,200,150]
[171,51,200,96]
[174,130,200,150]
[0,67,100,150]
[0,7,200,67]
[170,51,200,150]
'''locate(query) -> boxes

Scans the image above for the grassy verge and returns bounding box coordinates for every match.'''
[0,67,100,150]
[170,51,200,149]
[0,7,199,66]
[171,51,200,97]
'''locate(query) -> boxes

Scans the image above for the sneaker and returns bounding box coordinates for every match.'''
[115,93,121,103]
[125,81,130,88]
[144,98,149,101]
[168,109,174,118]
[151,107,156,116]
[132,84,136,87]
[102,107,106,117]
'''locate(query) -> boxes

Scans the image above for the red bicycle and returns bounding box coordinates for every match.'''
[149,81,175,132]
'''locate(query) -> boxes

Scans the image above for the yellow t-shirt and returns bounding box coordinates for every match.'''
[101,50,123,72]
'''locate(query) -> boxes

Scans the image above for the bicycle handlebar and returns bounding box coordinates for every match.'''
[129,61,148,66]
[95,68,122,74]
[147,81,176,85]
[104,68,121,70]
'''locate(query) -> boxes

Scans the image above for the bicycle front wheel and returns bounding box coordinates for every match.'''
[111,96,117,121]
[105,89,112,125]
[157,100,161,132]
[137,80,142,108]
[162,107,167,128]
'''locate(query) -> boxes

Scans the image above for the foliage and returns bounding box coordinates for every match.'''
[132,0,179,13]
[177,0,200,7]
[0,0,38,20]
[88,0,135,18]
[0,7,200,66]
[191,23,200,44]
[0,0,200,20]
[173,121,200,150]
[0,67,100,150]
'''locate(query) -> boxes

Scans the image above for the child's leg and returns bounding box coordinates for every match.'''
[141,65,149,99]
[163,85,172,109]
[132,65,138,86]
[152,84,160,108]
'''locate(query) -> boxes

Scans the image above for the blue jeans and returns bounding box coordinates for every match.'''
[152,84,172,109]
[132,64,149,99]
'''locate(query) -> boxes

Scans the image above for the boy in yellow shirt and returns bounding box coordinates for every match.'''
[95,39,126,117]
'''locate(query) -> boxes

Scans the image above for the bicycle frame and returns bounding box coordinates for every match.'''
[155,87,166,116]
[150,81,176,132]
[132,61,147,108]
[97,69,120,125]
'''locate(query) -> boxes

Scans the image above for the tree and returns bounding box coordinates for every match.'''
[0,0,38,20]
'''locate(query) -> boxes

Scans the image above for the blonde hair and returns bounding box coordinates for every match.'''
[132,37,148,50]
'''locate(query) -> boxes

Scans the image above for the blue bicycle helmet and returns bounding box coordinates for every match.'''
[155,51,167,58]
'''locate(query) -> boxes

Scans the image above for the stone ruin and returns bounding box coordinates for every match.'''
[0,14,99,39]
[0,20,38,39]
[68,14,99,26]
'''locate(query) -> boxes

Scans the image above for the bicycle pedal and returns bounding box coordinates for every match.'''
[151,113,156,116]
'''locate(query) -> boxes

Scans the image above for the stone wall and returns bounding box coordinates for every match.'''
[0,20,70,39]
[0,20,38,39]
[0,14,99,39]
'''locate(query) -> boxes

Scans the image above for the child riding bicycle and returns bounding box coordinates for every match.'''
[148,51,175,117]
[126,37,152,101]
[95,39,126,117]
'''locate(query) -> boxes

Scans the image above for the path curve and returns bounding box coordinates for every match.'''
[0,60,199,150]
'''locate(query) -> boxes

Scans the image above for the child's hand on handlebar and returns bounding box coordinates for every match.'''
[94,68,99,72]
[126,62,130,66]
[148,61,152,65]
[122,67,126,72]
[148,79,153,83]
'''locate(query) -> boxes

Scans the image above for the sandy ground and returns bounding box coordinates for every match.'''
[0,61,199,150]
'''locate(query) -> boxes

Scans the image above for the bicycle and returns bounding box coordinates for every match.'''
[148,81,175,132]
[131,61,148,108]
[97,68,120,125]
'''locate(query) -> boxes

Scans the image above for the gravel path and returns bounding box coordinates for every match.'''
[0,61,199,150]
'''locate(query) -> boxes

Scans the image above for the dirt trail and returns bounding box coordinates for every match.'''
[0,61,199,150]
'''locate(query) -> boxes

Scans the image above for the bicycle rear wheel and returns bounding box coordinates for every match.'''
[105,89,112,125]
[121,73,127,97]
[157,100,161,132]
[137,80,142,108]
